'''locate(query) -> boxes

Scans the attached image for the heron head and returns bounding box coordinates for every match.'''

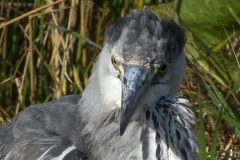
[104,7,186,135]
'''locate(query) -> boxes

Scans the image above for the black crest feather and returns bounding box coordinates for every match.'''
[105,7,186,63]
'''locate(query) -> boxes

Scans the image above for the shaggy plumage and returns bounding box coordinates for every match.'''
[0,7,198,160]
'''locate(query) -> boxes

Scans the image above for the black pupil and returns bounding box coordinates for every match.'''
[161,64,167,71]
[113,58,116,64]
[112,57,116,64]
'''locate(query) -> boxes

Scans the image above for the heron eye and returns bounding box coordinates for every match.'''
[159,62,170,73]
[111,56,117,67]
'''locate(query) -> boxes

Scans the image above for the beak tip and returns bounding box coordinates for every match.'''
[119,128,124,136]
[119,119,126,136]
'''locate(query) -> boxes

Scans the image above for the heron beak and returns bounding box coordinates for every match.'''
[119,64,152,135]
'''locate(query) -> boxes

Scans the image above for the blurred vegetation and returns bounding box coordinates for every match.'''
[0,0,240,159]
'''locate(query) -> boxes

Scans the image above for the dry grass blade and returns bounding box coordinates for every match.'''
[223,27,240,69]
[0,0,67,29]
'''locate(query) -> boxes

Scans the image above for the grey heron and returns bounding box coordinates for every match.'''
[0,7,198,160]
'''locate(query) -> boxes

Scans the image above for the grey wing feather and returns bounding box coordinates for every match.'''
[0,95,88,160]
